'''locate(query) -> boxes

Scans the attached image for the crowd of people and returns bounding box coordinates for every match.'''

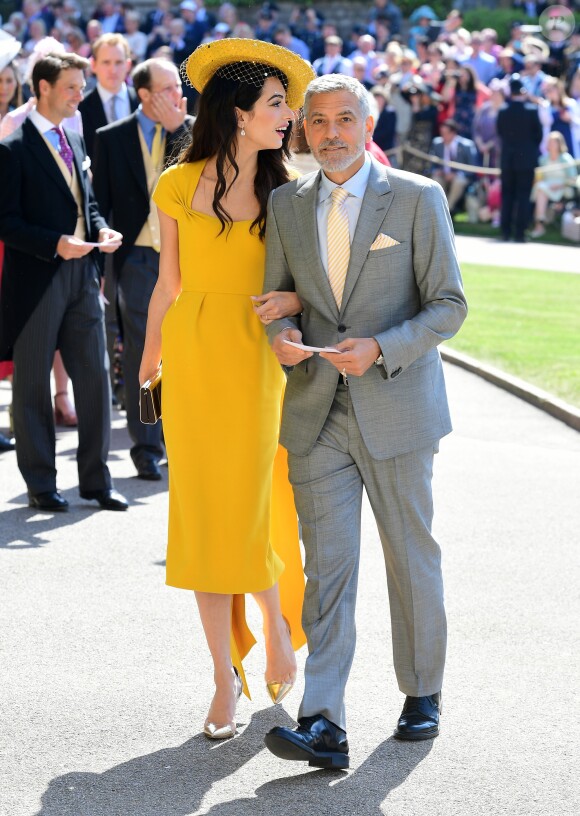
[0,14,469,762]
[0,0,576,763]
[0,6,578,444]
[2,1,580,229]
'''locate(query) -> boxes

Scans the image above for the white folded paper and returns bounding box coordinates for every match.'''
[83,239,122,248]
[283,339,341,353]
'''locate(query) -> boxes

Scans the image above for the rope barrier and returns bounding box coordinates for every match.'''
[383,143,580,178]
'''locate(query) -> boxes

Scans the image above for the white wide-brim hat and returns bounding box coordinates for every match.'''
[0,31,21,73]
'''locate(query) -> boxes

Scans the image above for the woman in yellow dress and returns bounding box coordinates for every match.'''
[139,40,315,739]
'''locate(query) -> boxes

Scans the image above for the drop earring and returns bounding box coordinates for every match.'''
[240,126,246,136]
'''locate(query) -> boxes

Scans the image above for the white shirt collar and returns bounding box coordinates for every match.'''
[29,107,61,135]
[96,82,128,105]
[318,151,372,203]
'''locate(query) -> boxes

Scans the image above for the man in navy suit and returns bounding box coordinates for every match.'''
[79,33,140,407]
[78,33,139,161]
[0,53,128,512]
[313,36,354,77]
[497,74,542,242]
[93,58,193,481]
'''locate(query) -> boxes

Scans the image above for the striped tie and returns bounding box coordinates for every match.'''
[108,94,119,122]
[150,123,163,168]
[327,187,350,308]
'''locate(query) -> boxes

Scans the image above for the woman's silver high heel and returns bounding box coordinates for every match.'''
[203,667,242,740]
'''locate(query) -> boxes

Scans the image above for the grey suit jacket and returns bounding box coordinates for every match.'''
[264,156,467,460]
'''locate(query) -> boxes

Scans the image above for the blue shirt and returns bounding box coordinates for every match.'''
[137,107,165,151]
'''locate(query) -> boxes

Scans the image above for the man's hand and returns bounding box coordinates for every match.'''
[151,95,187,133]
[251,291,303,324]
[272,328,313,366]
[56,235,94,259]
[98,228,123,253]
[320,337,381,377]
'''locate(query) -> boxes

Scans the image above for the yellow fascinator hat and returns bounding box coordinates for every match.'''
[181,38,316,111]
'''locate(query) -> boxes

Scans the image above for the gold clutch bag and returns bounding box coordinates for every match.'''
[139,368,162,424]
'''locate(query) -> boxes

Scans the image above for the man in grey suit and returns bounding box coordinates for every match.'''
[263,76,467,769]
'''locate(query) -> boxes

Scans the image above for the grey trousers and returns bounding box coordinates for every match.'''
[288,383,446,731]
[12,257,112,495]
[117,246,163,466]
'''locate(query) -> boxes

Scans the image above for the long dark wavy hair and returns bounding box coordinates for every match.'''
[179,63,293,240]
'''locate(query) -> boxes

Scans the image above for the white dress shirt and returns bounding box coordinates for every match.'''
[97,82,131,123]
[316,151,372,276]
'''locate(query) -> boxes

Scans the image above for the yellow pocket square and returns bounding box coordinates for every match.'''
[370,233,400,250]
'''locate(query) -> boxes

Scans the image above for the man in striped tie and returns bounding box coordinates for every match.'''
[262,75,467,768]
[0,52,128,512]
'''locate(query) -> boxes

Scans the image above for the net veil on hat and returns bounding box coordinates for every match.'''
[181,38,315,110]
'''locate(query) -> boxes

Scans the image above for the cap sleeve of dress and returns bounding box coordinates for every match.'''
[153,165,183,220]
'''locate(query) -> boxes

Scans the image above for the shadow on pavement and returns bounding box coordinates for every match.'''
[0,474,166,548]
[34,707,291,816]
[0,502,92,549]
[34,711,431,816]
[201,736,432,816]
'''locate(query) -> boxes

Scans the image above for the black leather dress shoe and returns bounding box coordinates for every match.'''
[28,491,69,511]
[394,693,441,741]
[265,714,349,769]
[80,488,129,511]
[136,460,162,481]
[0,432,15,452]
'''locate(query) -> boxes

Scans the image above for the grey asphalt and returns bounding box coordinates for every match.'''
[454,234,579,274]
[1,236,579,815]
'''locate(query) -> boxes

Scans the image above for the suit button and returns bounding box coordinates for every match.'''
[390,367,402,378]
[338,324,346,333]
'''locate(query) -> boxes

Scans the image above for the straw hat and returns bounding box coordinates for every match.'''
[182,38,315,110]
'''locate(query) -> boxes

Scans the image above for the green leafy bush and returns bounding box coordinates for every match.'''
[462,8,539,45]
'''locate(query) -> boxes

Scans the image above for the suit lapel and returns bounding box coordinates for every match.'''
[22,119,76,205]
[67,130,86,184]
[119,115,148,198]
[340,159,394,315]
[89,89,107,130]
[292,171,340,319]
[66,130,91,229]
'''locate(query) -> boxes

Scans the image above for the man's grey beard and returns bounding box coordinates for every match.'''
[312,136,367,172]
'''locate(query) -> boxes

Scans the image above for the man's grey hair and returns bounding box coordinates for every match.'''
[304,75,371,121]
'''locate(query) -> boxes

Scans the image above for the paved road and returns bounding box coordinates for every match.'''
[1,361,579,816]
[454,235,579,273]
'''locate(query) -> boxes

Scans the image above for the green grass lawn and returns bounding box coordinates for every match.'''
[444,263,580,408]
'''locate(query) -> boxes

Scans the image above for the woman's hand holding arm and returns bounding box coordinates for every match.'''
[251,290,303,325]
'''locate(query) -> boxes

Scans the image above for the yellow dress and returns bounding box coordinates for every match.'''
[152,160,305,696]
